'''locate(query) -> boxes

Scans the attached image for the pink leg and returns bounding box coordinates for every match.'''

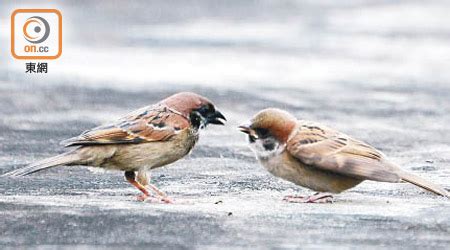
[136,194,172,203]
[145,176,173,203]
[147,183,164,196]
[125,171,172,203]
[283,193,334,203]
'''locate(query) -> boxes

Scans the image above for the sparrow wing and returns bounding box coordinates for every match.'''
[62,105,190,147]
[286,121,400,182]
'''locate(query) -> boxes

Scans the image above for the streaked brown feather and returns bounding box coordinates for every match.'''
[62,104,190,147]
[287,121,401,182]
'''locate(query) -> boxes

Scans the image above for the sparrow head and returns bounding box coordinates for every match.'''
[238,108,296,158]
[162,92,226,129]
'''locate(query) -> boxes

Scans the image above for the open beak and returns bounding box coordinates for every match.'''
[238,124,251,134]
[238,121,256,135]
[207,110,226,125]
[239,122,258,141]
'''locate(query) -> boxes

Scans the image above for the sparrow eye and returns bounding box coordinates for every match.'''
[207,103,215,112]
[197,104,213,117]
[189,111,202,129]
[255,128,270,139]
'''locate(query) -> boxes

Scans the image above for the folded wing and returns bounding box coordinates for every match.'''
[62,105,190,146]
[287,121,401,182]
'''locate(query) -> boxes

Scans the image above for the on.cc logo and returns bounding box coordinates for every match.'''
[11,9,62,60]
[23,16,50,44]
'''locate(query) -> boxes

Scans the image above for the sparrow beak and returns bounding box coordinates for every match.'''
[238,125,250,134]
[239,122,258,141]
[238,121,254,135]
[207,110,226,125]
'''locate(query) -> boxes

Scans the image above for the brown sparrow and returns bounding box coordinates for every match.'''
[239,108,449,203]
[2,92,226,203]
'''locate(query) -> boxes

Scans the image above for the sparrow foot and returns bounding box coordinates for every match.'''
[136,194,150,202]
[158,196,174,204]
[136,194,159,202]
[136,194,173,204]
[283,193,334,203]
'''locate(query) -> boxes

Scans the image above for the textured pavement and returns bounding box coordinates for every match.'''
[0,83,449,248]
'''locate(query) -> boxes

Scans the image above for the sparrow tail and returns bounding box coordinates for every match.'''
[399,171,449,197]
[2,151,80,177]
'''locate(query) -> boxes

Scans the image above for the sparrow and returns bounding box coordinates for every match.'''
[239,108,449,203]
[2,92,226,203]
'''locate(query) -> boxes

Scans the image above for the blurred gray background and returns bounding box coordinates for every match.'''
[1,0,449,249]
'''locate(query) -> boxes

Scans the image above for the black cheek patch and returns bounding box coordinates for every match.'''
[189,112,201,129]
[263,142,275,151]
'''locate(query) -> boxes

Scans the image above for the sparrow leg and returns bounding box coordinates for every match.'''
[124,171,168,203]
[148,183,167,197]
[125,171,152,201]
[147,182,173,204]
[127,171,172,203]
[138,169,173,203]
[136,169,149,186]
[283,193,334,203]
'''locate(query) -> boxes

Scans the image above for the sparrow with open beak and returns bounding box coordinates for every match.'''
[239,108,449,203]
[2,92,226,203]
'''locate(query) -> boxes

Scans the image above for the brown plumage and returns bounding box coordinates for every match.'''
[239,108,449,203]
[2,92,226,203]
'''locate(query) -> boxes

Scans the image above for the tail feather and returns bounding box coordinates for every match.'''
[2,151,80,177]
[399,171,449,197]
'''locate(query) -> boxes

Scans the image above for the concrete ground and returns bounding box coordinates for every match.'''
[0,83,449,249]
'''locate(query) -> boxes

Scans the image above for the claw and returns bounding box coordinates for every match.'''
[160,196,173,204]
[136,194,173,204]
[283,193,334,203]
[136,194,149,202]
